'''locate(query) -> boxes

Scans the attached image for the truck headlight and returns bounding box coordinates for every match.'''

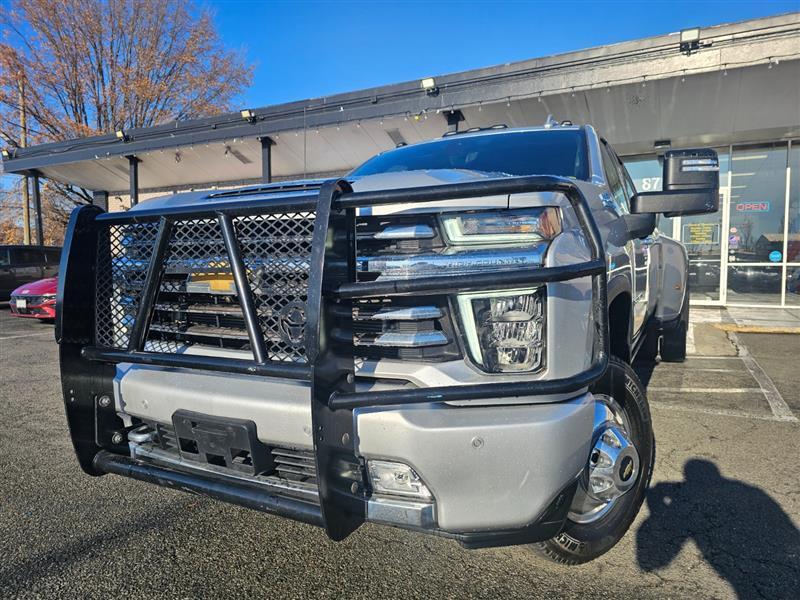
[457,288,545,372]
[440,207,560,245]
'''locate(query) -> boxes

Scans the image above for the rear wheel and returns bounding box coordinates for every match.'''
[533,357,655,565]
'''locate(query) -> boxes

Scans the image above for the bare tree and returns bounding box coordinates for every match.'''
[0,0,253,242]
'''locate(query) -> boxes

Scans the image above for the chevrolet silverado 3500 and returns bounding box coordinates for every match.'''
[56,124,719,564]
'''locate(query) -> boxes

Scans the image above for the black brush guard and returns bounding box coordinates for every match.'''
[56,175,609,542]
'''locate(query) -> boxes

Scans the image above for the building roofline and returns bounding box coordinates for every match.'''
[2,11,798,177]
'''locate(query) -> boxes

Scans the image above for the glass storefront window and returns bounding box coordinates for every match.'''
[683,207,722,302]
[788,142,800,263]
[787,265,800,306]
[727,265,783,305]
[728,143,788,263]
[624,144,799,307]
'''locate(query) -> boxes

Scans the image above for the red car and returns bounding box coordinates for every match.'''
[9,276,58,320]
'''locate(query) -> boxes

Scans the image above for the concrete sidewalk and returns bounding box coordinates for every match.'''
[691,306,800,334]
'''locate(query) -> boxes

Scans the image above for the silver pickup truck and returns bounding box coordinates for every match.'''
[56,123,718,564]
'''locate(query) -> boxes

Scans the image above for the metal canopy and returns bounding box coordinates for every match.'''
[2,13,798,196]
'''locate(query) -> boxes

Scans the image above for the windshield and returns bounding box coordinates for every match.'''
[351,129,589,179]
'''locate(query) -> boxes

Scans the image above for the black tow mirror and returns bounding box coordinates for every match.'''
[631,148,719,217]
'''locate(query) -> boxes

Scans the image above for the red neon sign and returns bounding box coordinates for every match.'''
[735,202,770,212]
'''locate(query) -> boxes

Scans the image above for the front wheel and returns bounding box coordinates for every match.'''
[533,357,655,565]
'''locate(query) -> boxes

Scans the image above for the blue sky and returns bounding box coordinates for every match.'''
[210,0,799,108]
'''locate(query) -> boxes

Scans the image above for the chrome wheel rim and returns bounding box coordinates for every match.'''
[568,394,640,524]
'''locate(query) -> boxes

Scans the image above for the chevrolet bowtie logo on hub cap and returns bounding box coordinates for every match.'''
[278,301,306,345]
[620,456,634,482]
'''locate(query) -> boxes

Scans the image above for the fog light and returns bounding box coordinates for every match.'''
[458,288,545,372]
[367,460,431,499]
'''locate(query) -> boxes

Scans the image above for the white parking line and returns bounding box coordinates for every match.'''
[728,332,798,422]
[649,387,762,394]
[0,332,53,341]
[650,401,796,423]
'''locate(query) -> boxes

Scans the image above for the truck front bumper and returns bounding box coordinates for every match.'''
[109,362,594,547]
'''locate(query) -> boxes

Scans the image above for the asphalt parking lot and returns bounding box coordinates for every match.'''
[1,307,798,599]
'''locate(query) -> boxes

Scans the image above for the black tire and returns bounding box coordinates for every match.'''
[660,298,688,362]
[533,357,655,565]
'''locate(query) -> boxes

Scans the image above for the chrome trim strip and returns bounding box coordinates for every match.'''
[366,331,449,348]
[358,244,547,280]
[366,496,436,529]
[370,306,444,321]
[369,224,435,240]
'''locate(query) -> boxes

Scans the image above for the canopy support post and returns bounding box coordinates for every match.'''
[126,155,141,206]
[260,137,274,183]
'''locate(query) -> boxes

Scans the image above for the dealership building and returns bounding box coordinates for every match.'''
[3,12,799,307]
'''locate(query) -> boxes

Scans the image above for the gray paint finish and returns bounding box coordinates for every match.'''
[355,394,594,531]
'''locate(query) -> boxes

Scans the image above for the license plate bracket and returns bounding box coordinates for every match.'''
[171,410,273,476]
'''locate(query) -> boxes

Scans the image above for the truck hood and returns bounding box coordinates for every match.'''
[350,168,527,215]
[350,168,511,192]
[127,169,511,215]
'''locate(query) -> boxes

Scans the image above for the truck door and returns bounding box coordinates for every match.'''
[600,140,651,336]
[618,156,657,333]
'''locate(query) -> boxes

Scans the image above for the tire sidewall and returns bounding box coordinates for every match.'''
[540,358,655,563]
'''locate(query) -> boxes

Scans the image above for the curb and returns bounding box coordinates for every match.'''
[712,323,800,335]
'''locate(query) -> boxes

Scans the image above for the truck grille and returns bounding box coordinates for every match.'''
[94,210,461,363]
[95,213,315,362]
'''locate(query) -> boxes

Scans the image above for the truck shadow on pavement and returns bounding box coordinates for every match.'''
[636,459,800,599]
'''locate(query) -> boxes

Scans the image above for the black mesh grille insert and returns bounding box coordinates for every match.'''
[95,221,160,348]
[234,212,315,362]
[94,212,315,363]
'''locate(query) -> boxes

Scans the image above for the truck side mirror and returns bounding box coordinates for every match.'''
[631,148,719,217]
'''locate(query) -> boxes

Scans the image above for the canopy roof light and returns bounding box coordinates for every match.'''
[420,77,438,96]
[679,27,701,53]
[420,77,436,90]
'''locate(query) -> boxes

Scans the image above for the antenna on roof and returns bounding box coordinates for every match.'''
[543,115,560,129]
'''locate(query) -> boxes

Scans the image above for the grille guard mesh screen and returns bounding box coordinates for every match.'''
[94,212,315,363]
[95,221,159,349]
[235,212,315,362]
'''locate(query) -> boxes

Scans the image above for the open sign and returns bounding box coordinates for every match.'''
[735,201,771,212]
